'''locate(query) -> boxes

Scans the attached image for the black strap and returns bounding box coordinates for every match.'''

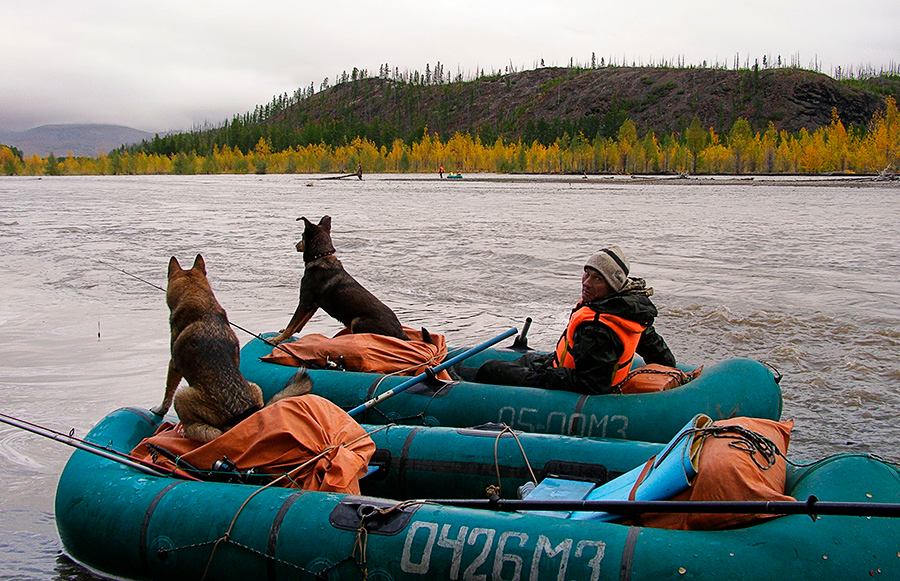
[568,394,590,436]
[398,426,423,497]
[267,490,307,580]
[600,248,629,276]
[140,481,183,568]
[619,526,640,581]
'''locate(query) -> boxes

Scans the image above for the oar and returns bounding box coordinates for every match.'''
[423,496,900,519]
[347,327,517,418]
[509,317,533,351]
[0,412,199,481]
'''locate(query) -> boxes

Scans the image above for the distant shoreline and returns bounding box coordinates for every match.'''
[4,172,895,188]
[314,172,900,187]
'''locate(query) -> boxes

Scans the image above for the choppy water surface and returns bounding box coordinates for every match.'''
[1,174,899,578]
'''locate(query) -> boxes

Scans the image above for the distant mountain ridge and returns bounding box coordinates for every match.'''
[0,124,154,157]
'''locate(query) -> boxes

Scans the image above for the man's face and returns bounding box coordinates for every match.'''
[582,267,612,303]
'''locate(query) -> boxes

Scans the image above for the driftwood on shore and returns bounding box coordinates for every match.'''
[317,166,363,180]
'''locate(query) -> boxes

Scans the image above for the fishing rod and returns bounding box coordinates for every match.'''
[0,411,199,481]
[98,260,167,292]
[424,496,900,519]
[96,260,316,367]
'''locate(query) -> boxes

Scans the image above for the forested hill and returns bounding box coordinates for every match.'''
[135,66,899,155]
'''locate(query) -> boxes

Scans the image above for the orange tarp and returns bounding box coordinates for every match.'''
[631,417,796,530]
[262,327,452,380]
[131,395,375,494]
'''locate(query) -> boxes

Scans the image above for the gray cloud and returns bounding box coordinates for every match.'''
[1,0,897,133]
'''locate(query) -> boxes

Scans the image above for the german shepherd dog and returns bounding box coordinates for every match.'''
[152,255,311,442]
[271,216,410,344]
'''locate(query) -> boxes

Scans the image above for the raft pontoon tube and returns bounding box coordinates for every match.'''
[56,406,900,581]
[239,336,783,443]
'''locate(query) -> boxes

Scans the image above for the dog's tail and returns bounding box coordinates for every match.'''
[266,368,314,405]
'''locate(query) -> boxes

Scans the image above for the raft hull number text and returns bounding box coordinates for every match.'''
[401,521,606,580]
[498,407,629,438]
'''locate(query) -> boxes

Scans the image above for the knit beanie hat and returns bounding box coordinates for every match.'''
[584,246,630,292]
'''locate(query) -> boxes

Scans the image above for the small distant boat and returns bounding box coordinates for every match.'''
[446,173,463,179]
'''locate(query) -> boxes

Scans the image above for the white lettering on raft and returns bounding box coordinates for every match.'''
[498,407,629,438]
[401,522,606,580]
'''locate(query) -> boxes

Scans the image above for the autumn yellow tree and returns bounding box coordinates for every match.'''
[758,122,778,173]
[616,119,638,173]
[23,154,44,175]
[664,139,690,174]
[1,146,24,175]
[569,132,593,173]
[639,132,660,173]
[865,96,899,172]
[410,129,439,171]
[698,128,729,173]
[385,139,409,172]
[684,116,707,174]
[729,118,754,173]
[798,127,826,173]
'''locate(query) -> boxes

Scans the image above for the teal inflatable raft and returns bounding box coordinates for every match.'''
[239,336,782,443]
[56,407,900,580]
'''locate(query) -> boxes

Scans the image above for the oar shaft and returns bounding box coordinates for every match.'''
[426,497,900,518]
[348,327,518,417]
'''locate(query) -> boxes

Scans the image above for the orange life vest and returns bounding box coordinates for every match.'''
[552,303,648,385]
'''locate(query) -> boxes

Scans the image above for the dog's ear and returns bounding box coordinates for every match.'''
[168,256,181,278]
[319,215,332,234]
[192,254,207,275]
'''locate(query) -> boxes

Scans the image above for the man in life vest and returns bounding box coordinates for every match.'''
[474,246,675,394]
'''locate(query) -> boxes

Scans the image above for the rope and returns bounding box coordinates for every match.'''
[611,366,690,394]
[161,536,329,578]
[653,422,796,472]
[351,348,447,422]
[350,498,429,578]
[701,425,783,470]
[199,423,391,580]
[361,375,454,426]
[368,349,447,388]
[491,424,537,497]
[352,522,368,575]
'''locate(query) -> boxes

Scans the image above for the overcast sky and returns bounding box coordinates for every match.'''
[2,0,898,134]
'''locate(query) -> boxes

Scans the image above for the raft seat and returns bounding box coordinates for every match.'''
[521,477,597,519]
[523,414,710,521]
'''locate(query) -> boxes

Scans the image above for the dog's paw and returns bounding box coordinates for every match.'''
[149,404,168,416]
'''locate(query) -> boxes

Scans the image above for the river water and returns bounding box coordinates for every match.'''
[1,174,899,579]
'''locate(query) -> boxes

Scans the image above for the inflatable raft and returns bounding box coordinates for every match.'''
[56,406,900,580]
[238,335,783,443]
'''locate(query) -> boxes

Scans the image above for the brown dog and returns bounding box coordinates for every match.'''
[271,216,409,344]
[152,254,310,442]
